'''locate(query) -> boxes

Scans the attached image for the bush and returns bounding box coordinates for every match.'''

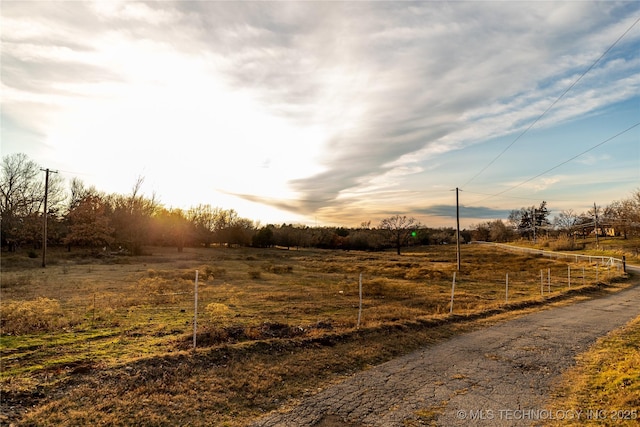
[198,265,226,278]
[205,303,231,319]
[261,263,292,274]
[0,297,76,334]
[549,236,583,251]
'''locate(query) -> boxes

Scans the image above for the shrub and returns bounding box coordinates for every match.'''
[261,263,293,274]
[0,297,76,334]
[205,303,231,319]
[549,236,583,251]
[198,265,226,278]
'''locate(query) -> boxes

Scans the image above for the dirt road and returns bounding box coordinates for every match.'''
[251,266,640,426]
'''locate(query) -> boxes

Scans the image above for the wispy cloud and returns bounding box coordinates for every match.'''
[575,153,612,165]
[190,2,639,216]
[2,1,638,226]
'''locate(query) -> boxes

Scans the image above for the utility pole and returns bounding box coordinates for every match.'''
[456,187,461,271]
[532,208,537,243]
[594,202,599,249]
[41,168,58,268]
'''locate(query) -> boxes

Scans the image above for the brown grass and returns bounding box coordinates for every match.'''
[517,235,640,265]
[0,243,632,426]
[546,315,640,426]
[0,298,81,335]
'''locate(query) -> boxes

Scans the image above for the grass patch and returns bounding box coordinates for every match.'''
[546,315,640,426]
[514,235,640,265]
[0,298,82,335]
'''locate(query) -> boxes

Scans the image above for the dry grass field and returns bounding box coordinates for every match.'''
[547,314,640,426]
[0,242,631,426]
[512,235,640,265]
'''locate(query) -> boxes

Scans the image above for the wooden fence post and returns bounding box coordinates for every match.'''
[357,273,363,329]
[450,272,456,314]
[505,273,509,303]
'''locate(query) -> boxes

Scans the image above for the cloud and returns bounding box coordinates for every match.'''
[520,177,562,193]
[181,1,639,216]
[2,1,639,226]
[576,153,612,165]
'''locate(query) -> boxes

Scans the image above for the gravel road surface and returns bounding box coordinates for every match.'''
[251,266,640,426]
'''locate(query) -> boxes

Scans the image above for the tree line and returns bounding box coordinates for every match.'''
[2,153,639,256]
[1,154,433,255]
[471,195,640,243]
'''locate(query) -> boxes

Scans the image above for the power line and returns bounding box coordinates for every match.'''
[462,14,640,188]
[56,168,94,177]
[467,121,640,205]
[461,189,587,204]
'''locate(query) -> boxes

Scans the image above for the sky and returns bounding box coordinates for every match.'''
[2,1,639,228]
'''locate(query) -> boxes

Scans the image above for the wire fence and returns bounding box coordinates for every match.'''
[1,248,628,343]
[472,241,626,271]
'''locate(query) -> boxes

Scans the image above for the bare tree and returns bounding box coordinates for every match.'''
[215,208,238,247]
[68,177,99,211]
[1,153,43,249]
[226,217,255,247]
[605,194,640,239]
[488,220,512,242]
[379,214,420,255]
[187,204,220,247]
[1,153,64,249]
[553,209,578,237]
[110,177,159,254]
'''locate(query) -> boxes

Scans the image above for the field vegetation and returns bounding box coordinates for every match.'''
[511,234,640,265]
[547,314,640,426]
[1,242,632,426]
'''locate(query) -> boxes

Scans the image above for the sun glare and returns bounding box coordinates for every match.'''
[41,32,327,223]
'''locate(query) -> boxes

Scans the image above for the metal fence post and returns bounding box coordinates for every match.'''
[193,270,199,349]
